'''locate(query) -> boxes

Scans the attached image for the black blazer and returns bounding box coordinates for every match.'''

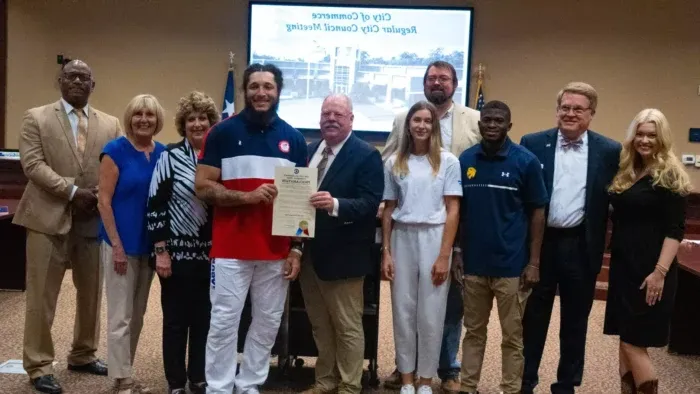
[520,128,621,274]
[305,134,384,281]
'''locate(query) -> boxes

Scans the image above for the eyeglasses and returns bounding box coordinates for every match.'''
[558,106,591,115]
[321,111,348,119]
[62,73,93,83]
[426,76,452,84]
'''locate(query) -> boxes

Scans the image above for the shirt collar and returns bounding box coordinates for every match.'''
[557,129,588,146]
[182,137,200,163]
[477,137,512,158]
[61,98,89,117]
[441,102,455,120]
[321,132,352,156]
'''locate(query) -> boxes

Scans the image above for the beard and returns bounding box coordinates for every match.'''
[244,95,280,126]
[425,87,454,106]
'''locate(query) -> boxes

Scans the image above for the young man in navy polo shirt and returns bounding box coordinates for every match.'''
[195,63,307,394]
[455,101,547,394]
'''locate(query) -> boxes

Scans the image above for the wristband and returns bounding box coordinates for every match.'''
[453,246,462,253]
[290,248,303,257]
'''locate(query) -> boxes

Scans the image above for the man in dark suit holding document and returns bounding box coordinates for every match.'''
[299,94,384,394]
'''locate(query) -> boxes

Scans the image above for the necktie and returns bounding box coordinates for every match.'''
[561,138,583,150]
[74,108,88,158]
[316,146,333,182]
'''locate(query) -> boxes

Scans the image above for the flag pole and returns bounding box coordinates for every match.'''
[473,63,485,107]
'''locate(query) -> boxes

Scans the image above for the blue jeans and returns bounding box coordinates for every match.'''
[437,278,463,380]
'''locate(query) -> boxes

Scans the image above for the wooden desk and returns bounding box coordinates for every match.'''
[668,236,700,355]
[0,199,26,291]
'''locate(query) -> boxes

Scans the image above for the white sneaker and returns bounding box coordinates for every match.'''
[400,384,416,394]
[417,385,432,394]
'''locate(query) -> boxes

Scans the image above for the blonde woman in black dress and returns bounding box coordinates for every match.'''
[606,109,692,394]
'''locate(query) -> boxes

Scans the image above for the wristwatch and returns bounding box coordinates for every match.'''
[154,245,167,255]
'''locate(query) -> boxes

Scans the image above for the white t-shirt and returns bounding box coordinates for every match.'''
[383,150,463,225]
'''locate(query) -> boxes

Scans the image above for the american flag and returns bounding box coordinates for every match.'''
[474,79,485,111]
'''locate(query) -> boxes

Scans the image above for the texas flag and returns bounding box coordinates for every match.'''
[222,68,235,119]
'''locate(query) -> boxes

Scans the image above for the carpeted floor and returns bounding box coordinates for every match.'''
[0,277,699,394]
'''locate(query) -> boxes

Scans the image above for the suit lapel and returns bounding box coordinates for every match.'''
[450,106,465,155]
[54,101,82,168]
[585,132,601,211]
[544,129,557,195]
[319,135,354,190]
[83,109,100,165]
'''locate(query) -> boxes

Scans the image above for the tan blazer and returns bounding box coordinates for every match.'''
[13,100,122,236]
[381,102,481,161]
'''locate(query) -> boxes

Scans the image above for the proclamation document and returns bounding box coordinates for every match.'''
[272,167,317,238]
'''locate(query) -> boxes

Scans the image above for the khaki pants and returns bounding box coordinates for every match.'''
[460,275,530,394]
[299,260,364,394]
[102,242,153,379]
[23,229,102,379]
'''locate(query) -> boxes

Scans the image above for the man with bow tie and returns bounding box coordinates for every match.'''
[519,82,621,394]
[299,94,384,394]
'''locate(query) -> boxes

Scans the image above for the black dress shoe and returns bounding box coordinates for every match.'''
[32,374,63,394]
[189,381,207,394]
[67,359,108,376]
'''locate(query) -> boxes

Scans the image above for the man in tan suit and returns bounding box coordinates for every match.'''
[13,60,122,394]
[381,61,480,393]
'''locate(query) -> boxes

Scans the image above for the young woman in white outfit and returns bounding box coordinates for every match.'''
[381,101,462,394]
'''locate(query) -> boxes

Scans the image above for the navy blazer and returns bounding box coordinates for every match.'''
[305,134,384,281]
[520,128,621,274]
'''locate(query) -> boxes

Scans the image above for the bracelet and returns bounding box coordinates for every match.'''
[655,264,668,277]
[527,264,539,270]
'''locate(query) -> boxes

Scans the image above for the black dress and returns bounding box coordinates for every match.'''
[603,175,686,347]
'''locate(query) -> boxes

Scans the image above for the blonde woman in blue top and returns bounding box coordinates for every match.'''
[98,94,167,394]
[381,100,462,394]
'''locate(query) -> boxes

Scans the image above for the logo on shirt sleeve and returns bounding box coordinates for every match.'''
[278,140,290,153]
[466,167,477,179]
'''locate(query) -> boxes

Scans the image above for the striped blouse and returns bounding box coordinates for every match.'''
[147,138,212,265]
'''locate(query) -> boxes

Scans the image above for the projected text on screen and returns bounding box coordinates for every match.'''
[249,3,474,134]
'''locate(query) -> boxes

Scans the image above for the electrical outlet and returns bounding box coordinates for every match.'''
[682,154,696,164]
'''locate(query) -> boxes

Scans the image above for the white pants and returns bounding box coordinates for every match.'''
[205,259,288,394]
[390,223,450,378]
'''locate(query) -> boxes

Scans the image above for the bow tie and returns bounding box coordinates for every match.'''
[561,138,583,150]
